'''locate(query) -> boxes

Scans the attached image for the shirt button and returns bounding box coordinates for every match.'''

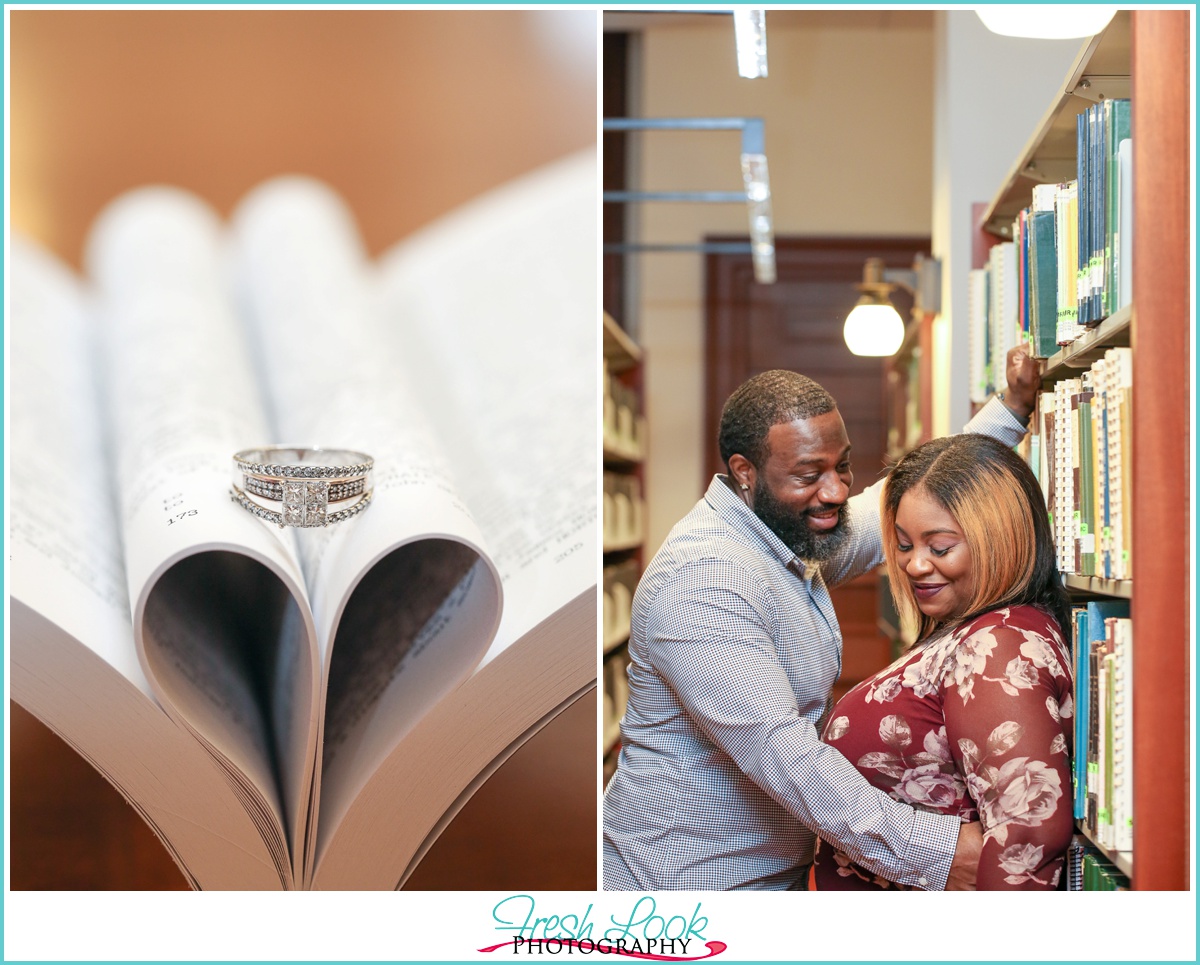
[918,876,929,887]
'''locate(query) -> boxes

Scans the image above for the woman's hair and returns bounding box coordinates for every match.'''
[882,433,1071,643]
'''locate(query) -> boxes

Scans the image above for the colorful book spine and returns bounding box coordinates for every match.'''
[1106,348,1133,579]
[1077,111,1091,327]
[1117,138,1133,310]
[1072,606,1089,820]
[1077,382,1096,576]
[1027,209,1059,358]
[1055,181,1080,344]
[1111,618,1134,852]
[1105,100,1131,316]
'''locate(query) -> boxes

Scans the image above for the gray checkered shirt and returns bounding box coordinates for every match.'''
[603,399,1027,890]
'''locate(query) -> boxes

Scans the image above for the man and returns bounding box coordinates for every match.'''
[603,347,1039,890]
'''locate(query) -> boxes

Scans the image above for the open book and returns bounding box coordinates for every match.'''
[9,152,597,890]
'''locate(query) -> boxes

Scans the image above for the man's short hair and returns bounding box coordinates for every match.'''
[718,369,837,470]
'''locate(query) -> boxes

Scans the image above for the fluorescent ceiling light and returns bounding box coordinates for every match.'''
[975,6,1117,39]
[740,152,775,284]
[733,9,768,78]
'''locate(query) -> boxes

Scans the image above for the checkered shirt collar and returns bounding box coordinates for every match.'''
[706,475,808,579]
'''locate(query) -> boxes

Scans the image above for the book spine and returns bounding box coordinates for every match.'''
[1056,182,1080,344]
[1112,618,1134,853]
[1077,386,1095,576]
[1090,103,1105,323]
[1086,636,1101,834]
[1117,139,1133,310]
[1030,210,1059,358]
[1076,111,1090,328]
[1073,607,1089,820]
[1096,356,1112,579]
[1067,836,1086,891]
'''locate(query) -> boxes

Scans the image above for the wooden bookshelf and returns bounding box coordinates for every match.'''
[603,312,645,780]
[981,11,1132,237]
[980,10,1189,890]
[603,536,642,555]
[883,311,934,463]
[1063,575,1133,601]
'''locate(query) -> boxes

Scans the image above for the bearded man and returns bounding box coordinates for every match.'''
[602,349,1038,891]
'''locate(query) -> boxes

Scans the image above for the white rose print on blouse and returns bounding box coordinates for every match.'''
[816,605,1074,890]
[857,720,967,808]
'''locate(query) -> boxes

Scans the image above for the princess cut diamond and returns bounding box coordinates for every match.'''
[279,479,329,527]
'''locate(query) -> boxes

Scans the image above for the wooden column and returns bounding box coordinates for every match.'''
[1130,8,1190,890]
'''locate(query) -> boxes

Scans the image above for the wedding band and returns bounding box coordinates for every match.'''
[231,446,374,529]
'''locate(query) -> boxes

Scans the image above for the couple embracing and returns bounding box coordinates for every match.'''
[603,347,1073,891]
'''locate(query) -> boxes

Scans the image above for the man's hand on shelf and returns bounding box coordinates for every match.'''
[1002,343,1039,424]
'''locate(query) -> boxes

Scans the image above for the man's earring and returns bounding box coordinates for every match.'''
[740,482,749,491]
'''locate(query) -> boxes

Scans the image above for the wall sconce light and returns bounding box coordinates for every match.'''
[843,254,941,357]
[976,6,1116,39]
[733,9,768,78]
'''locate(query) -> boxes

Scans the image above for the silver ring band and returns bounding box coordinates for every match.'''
[231,446,374,528]
[243,475,367,503]
[232,446,373,479]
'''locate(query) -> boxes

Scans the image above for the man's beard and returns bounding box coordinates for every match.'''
[752,478,850,563]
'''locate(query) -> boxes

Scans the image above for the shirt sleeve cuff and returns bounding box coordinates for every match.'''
[964,396,1028,449]
[896,810,960,891]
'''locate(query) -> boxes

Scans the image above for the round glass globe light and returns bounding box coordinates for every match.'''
[843,303,904,357]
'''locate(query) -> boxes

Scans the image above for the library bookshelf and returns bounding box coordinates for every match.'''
[976,10,1189,889]
[602,312,645,782]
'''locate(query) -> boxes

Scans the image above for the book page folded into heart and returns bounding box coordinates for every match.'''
[9,150,597,890]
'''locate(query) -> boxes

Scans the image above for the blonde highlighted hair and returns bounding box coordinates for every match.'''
[882,434,1070,643]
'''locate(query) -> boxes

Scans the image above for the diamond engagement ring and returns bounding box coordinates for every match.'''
[231,446,374,528]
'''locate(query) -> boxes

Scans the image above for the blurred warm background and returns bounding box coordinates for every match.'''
[8,8,597,890]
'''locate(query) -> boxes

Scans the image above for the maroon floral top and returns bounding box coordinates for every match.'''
[814,604,1074,890]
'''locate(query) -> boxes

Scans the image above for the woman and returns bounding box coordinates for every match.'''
[813,433,1074,890]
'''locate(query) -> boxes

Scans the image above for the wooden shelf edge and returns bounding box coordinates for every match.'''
[603,312,642,372]
[1062,574,1133,599]
[603,631,630,656]
[604,536,643,555]
[603,441,643,465]
[1077,824,1134,879]
[1040,305,1133,382]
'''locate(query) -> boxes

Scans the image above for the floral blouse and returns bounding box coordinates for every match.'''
[814,604,1074,890]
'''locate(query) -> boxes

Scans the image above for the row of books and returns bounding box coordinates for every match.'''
[1033,347,1133,579]
[1067,838,1131,891]
[967,100,1131,403]
[602,647,631,761]
[1070,602,1133,857]
[1075,98,1132,328]
[603,559,638,652]
[603,358,646,461]
[603,472,644,550]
